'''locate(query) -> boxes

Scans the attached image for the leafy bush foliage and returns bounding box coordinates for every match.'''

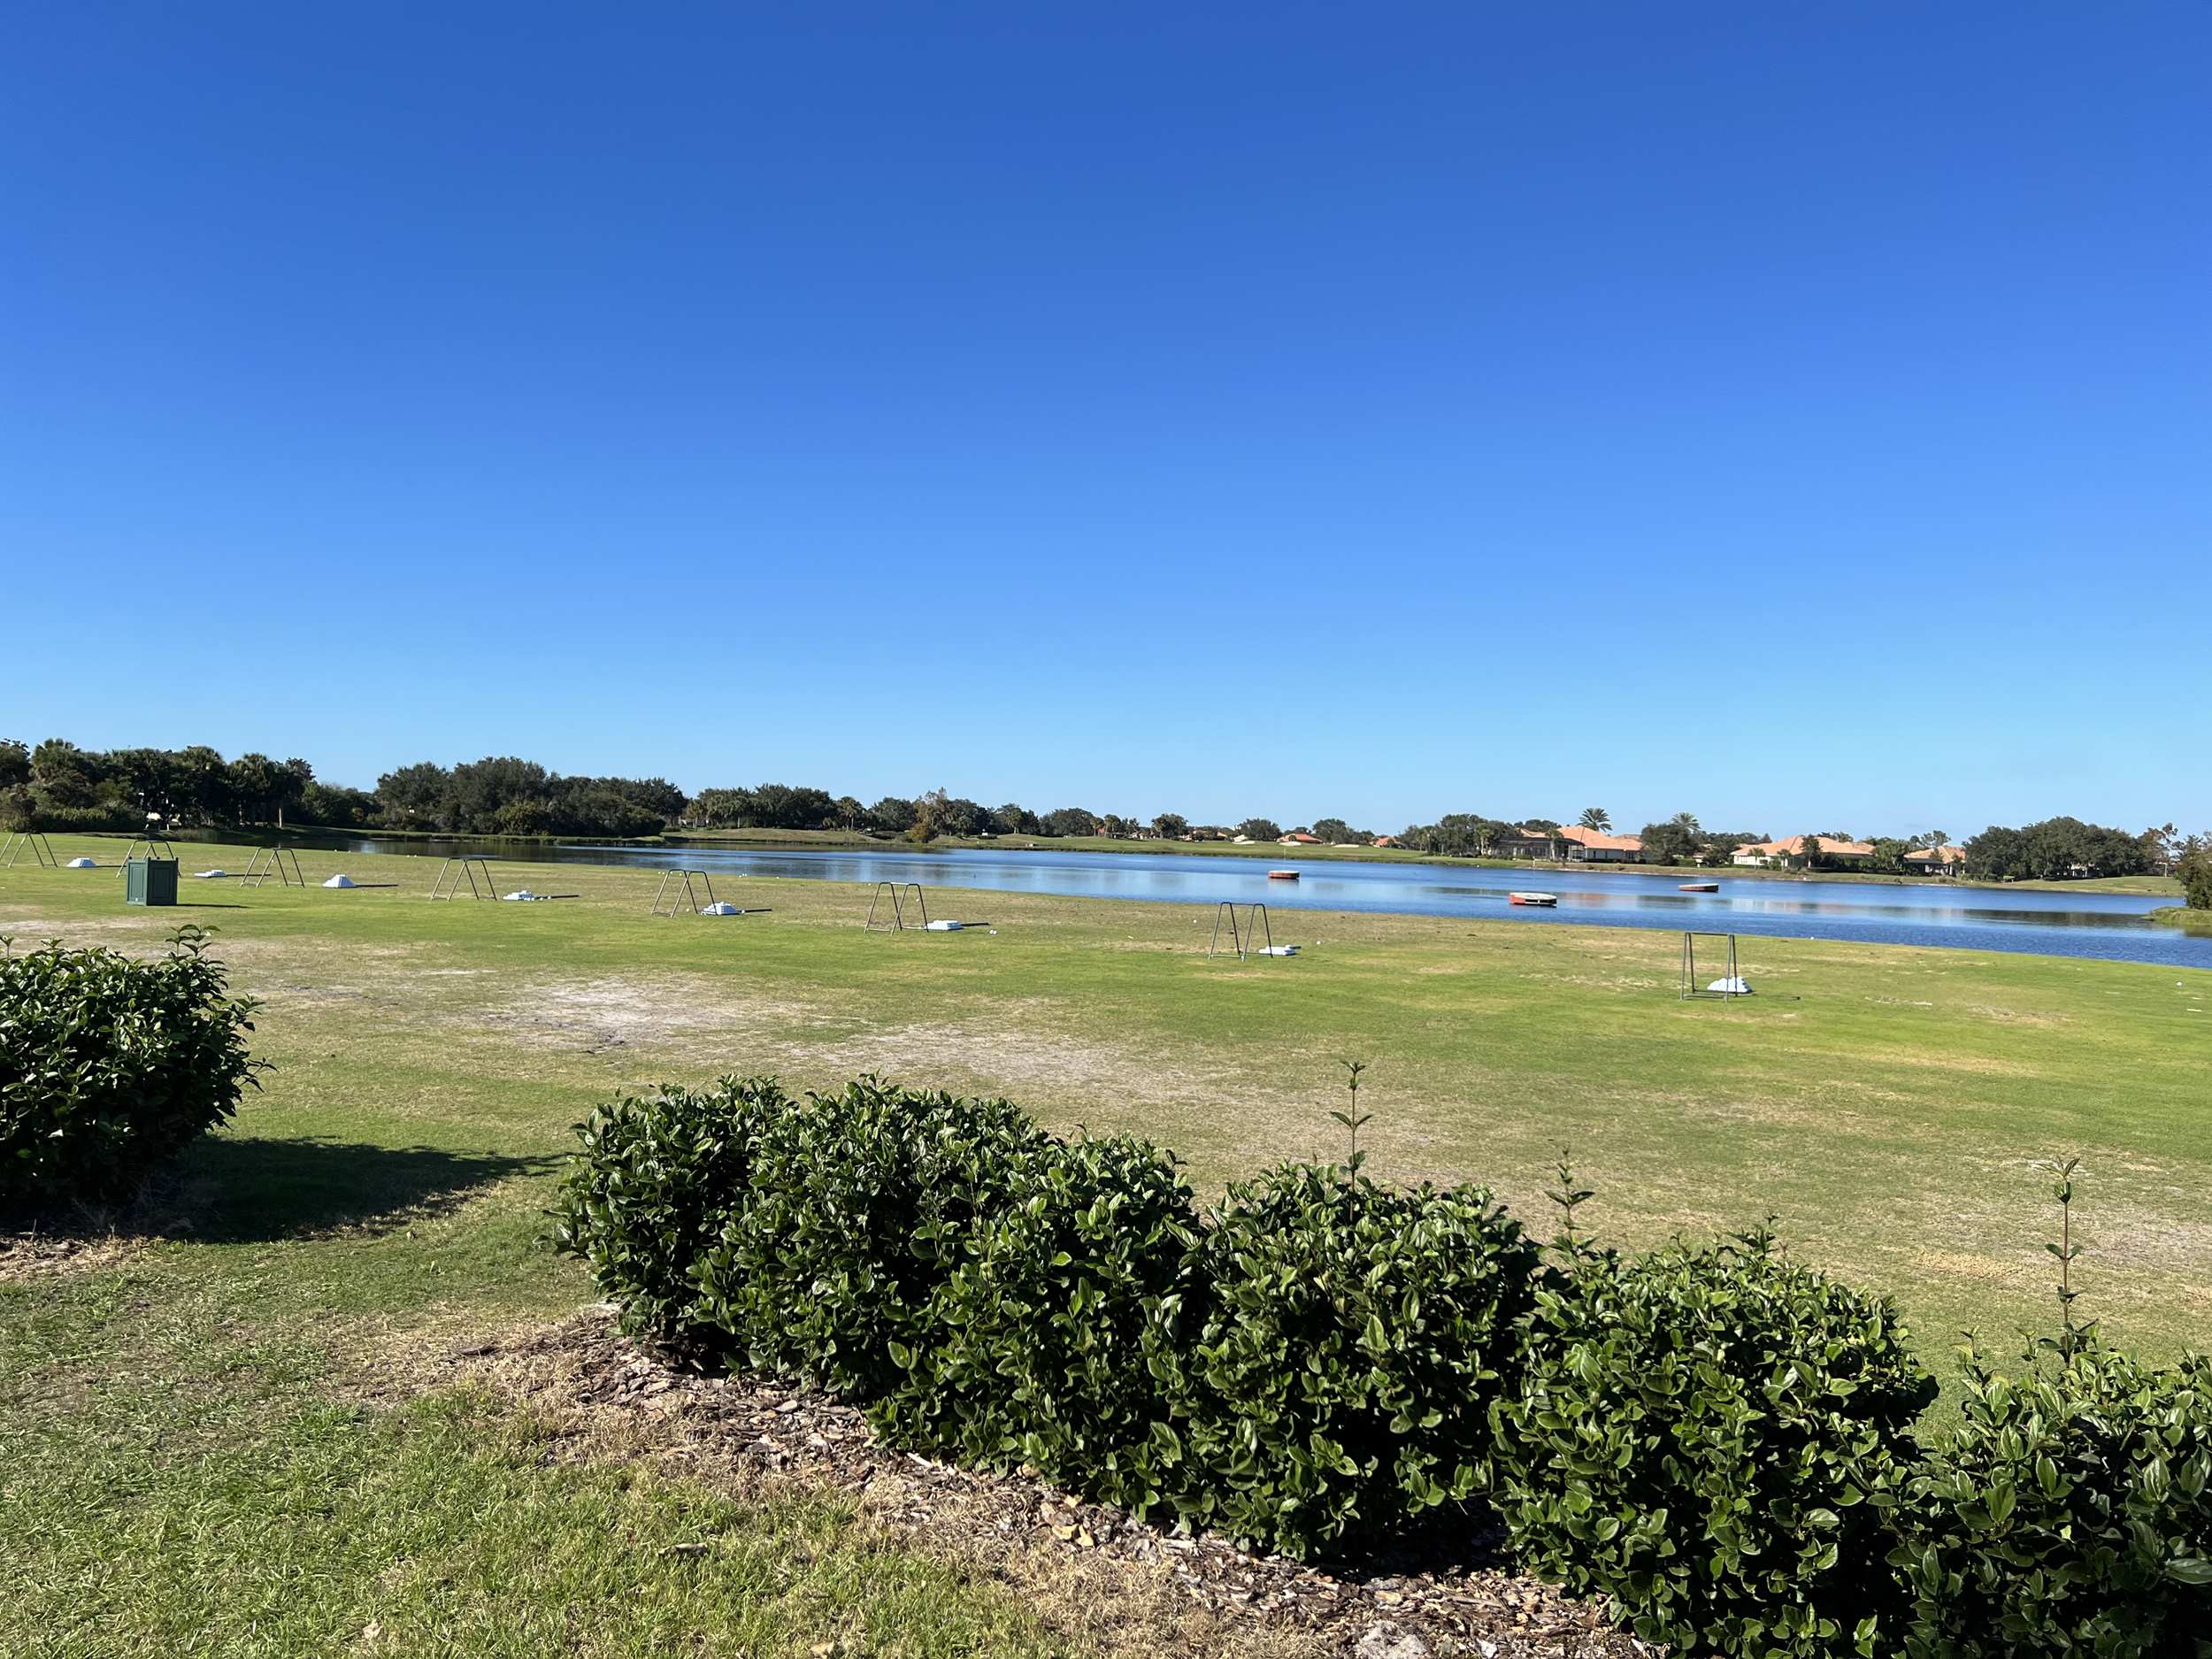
[875,1132,1204,1510]
[548,1076,792,1354]
[1490,1228,1937,1657]
[0,926,262,1212]
[1173,1161,1539,1557]
[690,1079,1045,1400]
[1890,1342,2212,1658]
[2178,833,2212,911]
[551,1073,2212,1645]
[0,801,141,833]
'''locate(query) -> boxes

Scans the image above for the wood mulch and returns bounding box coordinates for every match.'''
[441,1309,1649,1659]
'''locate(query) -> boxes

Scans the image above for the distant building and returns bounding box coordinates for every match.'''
[1494,826,1561,859]
[1493,824,1644,862]
[1554,825,1645,864]
[1278,831,1323,845]
[1904,844,1967,873]
[1371,834,1400,849]
[1733,835,1874,868]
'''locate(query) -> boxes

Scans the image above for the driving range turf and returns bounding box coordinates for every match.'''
[4,837,2207,1656]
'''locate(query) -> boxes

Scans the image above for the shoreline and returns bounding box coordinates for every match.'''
[659,829,2182,897]
[2151,905,2212,933]
[64,823,2183,901]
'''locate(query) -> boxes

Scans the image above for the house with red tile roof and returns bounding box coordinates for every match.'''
[1733,835,1874,868]
[1904,843,1967,872]
[1496,824,1645,862]
[1553,824,1645,863]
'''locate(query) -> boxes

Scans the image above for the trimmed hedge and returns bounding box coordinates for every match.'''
[1892,1343,2212,1658]
[690,1078,1045,1400]
[1,926,261,1212]
[552,1075,2212,1647]
[547,1075,792,1355]
[876,1131,1203,1510]
[1175,1161,1538,1556]
[1491,1230,1937,1657]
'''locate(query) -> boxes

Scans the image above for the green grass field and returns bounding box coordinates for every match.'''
[4,835,2208,1655]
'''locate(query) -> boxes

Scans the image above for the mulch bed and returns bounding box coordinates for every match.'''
[444,1310,1647,1659]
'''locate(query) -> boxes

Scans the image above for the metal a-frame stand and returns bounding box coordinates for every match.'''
[652,869,717,917]
[429,856,497,901]
[1209,901,1274,960]
[653,868,772,918]
[238,845,308,888]
[0,832,58,869]
[1680,932,1743,1000]
[117,834,178,874]
[864,881,928,931]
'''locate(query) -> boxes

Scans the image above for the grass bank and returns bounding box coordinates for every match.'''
[4,837,2207,1653]
[2152,904,2212,933]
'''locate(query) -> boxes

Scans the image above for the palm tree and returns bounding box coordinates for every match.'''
[1578,807,1610,832]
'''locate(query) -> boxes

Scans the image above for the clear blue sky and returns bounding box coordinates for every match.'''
[4,4,2206,838]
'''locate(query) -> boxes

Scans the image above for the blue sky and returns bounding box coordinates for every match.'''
[4,4,2206,838]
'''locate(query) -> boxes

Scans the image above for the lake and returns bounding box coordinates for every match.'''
[276,836,2210,969]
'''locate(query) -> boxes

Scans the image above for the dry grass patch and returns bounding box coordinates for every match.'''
[0,1233,138,1286]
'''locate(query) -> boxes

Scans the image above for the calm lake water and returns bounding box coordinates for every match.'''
[280,836,2211,970]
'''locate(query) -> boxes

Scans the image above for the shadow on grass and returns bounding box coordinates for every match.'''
[165,1135,558,1242]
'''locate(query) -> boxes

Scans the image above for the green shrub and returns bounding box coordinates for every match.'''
[691,1078,1045,1400]
[1891,1342,2212,1658]
[873,1131,1204,1510]
[2179,834,2212,910]
[1173,1161,1539,1558]
[548,1075,792,1354]
[1490,1229,1935,1657]
[0,926,262,1213]
[2,803,137,833]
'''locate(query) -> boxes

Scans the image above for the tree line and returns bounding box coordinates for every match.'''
[2,740,2198,890]
[0,740,686,841]
[1962,817,2175,882]
[0,739,323,834]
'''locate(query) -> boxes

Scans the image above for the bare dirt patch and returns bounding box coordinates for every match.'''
[1912,1248,2034,1287]
[1958,1004,2071,1028]
[426,1310,1636,1659]
[1870,1049,2043,1079]
[483,975,822,1053]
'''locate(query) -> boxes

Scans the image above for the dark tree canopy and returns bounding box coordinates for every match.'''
[1964,818,2152,881]
[1638,813,1703,866]
[2178,833,2212,910]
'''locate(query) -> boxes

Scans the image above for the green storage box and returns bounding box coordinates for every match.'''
[125,858,179,907]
